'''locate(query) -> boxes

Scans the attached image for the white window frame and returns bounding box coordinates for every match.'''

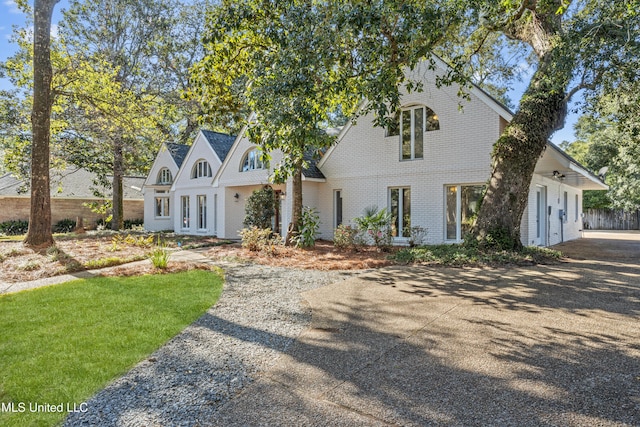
[334,189,343,228]
[241,148,267,172]
[400,106,424,161]
[155,195,170,218]
[389,187,411,239]
[157,167,173,184]
[575,194,579,222]
[445,184,485,242]
[197,195,207,230]
[181,195,190,230]
[192,160,212,179]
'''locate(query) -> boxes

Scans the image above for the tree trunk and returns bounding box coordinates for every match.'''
[111,140,124,231]
[24,0,59,248]
[285,161,303,246]
[472,49,573,250]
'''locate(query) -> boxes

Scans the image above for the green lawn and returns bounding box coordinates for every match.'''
[0,270,223,427]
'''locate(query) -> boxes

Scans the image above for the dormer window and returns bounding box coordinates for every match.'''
[241,148,268,172]
[157,167,173,184]
[191,160,212,179]
[386,105,439,161]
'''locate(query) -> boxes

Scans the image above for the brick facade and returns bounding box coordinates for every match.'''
[0,197,144,229]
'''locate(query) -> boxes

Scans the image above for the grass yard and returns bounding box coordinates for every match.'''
[0,270,223,427]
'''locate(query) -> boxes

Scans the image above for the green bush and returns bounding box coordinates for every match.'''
[0,219,29,236]
[354,206,392,250]
[54,218,76,233]
[292,206,320,248]
[333,224,358,250]
[243,186,276,229]
[239,226,283,255]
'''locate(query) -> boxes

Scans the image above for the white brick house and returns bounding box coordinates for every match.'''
[144,61,607,246]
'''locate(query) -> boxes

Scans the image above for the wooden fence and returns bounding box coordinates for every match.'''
[583,209,640,230]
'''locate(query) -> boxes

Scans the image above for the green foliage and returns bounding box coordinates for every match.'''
[391,244,562,267]
[354,206,393,250]
[291,206,320,248]
[239,226,284,255]
[0,219,29,236]
[583,190,612,210]
[0,270,222,427]
[53,218,76,233]
[150,234,170,269]
[243,186,275,229]
[84,255,146,269]
[333,224,358,250]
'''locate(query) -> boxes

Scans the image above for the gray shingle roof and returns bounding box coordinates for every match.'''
[0,168,145,199]
[302,150,326,179]
[166,143,190,168]
[201,130,236,162]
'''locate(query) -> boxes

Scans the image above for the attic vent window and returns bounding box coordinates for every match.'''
[191,160,212,179]
[241,148,268,172]
[157,167,173,184]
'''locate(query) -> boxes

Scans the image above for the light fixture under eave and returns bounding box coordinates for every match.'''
[553,170,566,179]
[234,193,240,199]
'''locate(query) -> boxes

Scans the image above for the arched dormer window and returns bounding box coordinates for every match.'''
[386,105,439,160]
[240,148,268,172]
[156,167,173,184]
[191,159,212,179]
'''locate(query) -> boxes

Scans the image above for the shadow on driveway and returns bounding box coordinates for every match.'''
[209,232,640,426]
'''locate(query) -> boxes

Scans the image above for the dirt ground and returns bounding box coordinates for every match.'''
[0,234,394,284]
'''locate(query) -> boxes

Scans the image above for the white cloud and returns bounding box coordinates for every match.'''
[4,0,21,14]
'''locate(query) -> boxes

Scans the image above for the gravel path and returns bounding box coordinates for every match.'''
[64,263,355,427]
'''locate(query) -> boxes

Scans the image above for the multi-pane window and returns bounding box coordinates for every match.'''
[241,149,267,172]
[197,195,207,230]
[155,191,170,218]
[390,187,411,238]
[181,196,190,229]
[446,185,484,241]
[157,167,173,184]
[191,160,212,179]
[387,105,439,161]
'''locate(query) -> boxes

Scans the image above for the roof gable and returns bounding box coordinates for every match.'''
[166,143,190,168]
[201,130,235,163]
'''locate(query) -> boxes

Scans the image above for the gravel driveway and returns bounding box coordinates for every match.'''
[63,263,356,426]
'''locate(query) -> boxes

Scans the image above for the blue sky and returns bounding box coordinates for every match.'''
[0,0,578,145]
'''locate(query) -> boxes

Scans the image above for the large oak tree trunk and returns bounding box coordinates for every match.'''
[24,0,59,248]
[473,49,573,250]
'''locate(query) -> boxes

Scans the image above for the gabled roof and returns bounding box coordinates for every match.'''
[165,143,190,168]
[201,130,235,163]
[302,150,326,180]
[0,167,145,199]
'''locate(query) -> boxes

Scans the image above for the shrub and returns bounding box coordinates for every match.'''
[292,206,320,248]
[124,218,144,230]
[408,226,428,247]
[0,219,29,236]
[54,218,76,233]
[239,226,283,255]
[150,248,170,269]
[354,206,392,250]
[243,186,275,229]
[333,224,358,250]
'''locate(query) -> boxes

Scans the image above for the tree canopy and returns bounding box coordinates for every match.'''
[193,0,639,249]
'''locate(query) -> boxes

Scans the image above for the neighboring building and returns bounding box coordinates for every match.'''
[144,60,607,246]
[0,167,145,227]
